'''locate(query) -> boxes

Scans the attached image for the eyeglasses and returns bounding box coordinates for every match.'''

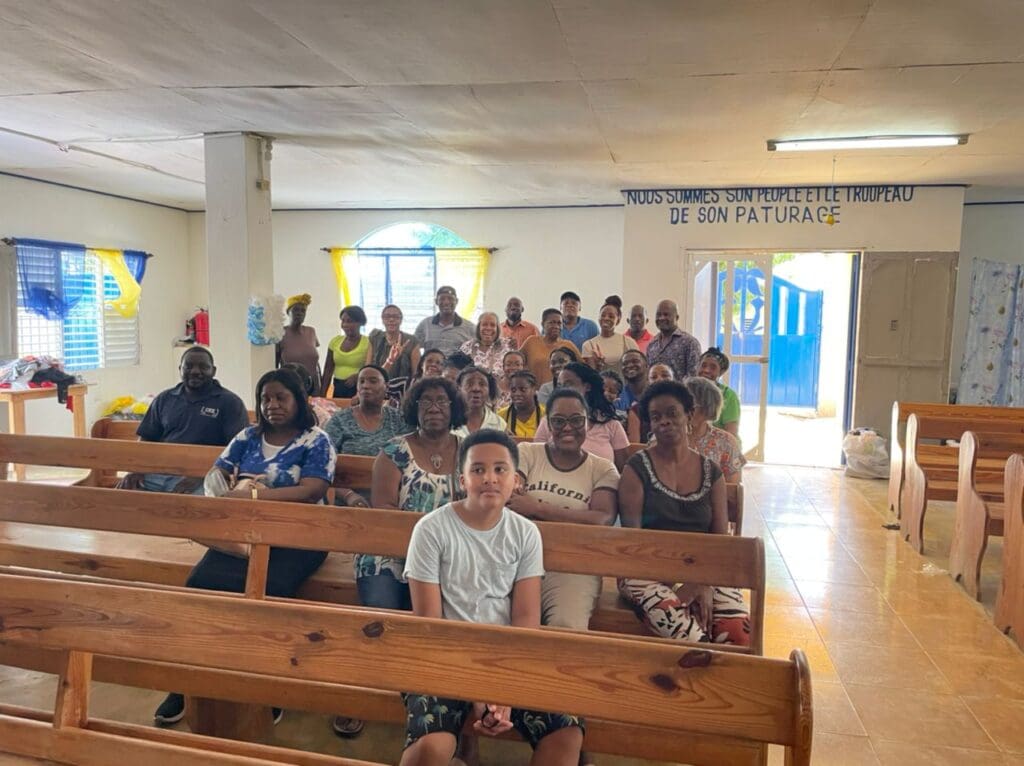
[418,398,452,412]
[382,313,402,320]
[549,414,587,431]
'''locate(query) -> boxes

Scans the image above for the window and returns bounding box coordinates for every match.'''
[16,246,140,371]
[344,222,486,332]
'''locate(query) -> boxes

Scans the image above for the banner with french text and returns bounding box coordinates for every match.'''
[624,185,924,227]
[621,184,965,256]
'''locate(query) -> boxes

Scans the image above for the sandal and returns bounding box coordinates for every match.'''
[331,715,365,738]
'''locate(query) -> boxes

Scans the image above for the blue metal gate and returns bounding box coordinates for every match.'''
[716,265,823,408]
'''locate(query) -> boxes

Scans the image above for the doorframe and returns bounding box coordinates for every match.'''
[684,248,861,466]
[684,249,775,462]
[841,252,863,464]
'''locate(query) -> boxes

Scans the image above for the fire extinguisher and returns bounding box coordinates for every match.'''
[186,309,210,345]
[193,309,210,345]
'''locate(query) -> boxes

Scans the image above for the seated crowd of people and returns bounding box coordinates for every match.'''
[126,285,749,766]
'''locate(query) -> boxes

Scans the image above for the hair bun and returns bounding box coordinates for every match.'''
[603,294,622,309]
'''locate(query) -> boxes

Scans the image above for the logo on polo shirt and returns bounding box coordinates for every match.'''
[200,406,220,418]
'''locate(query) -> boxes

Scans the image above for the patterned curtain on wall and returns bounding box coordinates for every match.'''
[959,258,1024,405]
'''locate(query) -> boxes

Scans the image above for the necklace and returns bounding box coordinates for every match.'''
[421,433,450,471]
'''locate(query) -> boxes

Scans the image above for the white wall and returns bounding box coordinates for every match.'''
[189,206,626,358]
[5,172,994,440]
[951,200,1024,393]
[0,175,191,436]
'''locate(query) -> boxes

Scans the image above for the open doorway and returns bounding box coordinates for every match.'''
[685,251,857,467]
[763,252,855,467]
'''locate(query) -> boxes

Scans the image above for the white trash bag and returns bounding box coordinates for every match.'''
[842,428,889,479]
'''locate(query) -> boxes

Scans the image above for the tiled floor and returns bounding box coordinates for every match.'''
[2,464,1023,764]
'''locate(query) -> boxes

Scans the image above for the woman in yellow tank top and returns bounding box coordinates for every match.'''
[321,305,369,398]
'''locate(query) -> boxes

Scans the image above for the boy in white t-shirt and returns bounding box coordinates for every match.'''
[402,430,584,766]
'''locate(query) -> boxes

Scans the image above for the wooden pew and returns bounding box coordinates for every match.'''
[83,421,748,535]
[995,453,1024,650]
[949,432,1024,599]
[14,428,376,493]
[887,401,1024,516]
[0,574,813,766]
[0,432,763,641]
[0,700,375,766]
[0,477,767,653]
[0,432,770,756]
[900,414,1024,553]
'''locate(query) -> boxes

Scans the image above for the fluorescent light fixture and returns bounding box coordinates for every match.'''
[767,135,968,152]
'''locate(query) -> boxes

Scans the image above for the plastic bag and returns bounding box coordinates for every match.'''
[842,428,890,479]
[247,294,285,345]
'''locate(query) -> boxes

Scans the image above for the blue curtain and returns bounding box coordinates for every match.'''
[15,238,89,320]
[123,249,149,283]
[959,258,1024,406]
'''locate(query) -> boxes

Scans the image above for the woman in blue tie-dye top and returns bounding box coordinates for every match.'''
[153,367,336,727]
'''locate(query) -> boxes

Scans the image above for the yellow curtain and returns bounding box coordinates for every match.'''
[89,248,142,318]
[330,248,360,307]
[435,248,489,317]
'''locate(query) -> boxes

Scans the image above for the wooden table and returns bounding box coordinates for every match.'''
[0,384,88,481]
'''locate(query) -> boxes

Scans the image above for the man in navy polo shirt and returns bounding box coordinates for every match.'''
[119,346,249,494]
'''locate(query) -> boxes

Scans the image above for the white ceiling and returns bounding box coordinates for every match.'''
[1,0,1024,210]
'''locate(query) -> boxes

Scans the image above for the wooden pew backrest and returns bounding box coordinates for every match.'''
[949,432,1024,599]
[2,432,373,493]
[0,574,811,765]
[901,414,1024,553]
[888,401,1024,514]
[0,434,766,653]
[0,481,765,598]
[995,453,1024,649]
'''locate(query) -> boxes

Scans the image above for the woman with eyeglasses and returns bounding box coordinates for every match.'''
[508,387,618,764]
[366,304,420,404]
[361,377,467,610]
[533,362,629,471]
[509,388,619,632]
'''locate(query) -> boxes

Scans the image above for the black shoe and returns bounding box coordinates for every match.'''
[154,693,185,726]
[272,707,283,725]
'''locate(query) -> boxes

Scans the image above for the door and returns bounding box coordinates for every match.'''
[685,252,773,461]
[852,252,958,436]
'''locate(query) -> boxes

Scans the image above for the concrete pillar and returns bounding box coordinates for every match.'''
[204,133,274,407]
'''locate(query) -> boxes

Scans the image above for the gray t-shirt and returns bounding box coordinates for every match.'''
[404,503,544,625]
[414,314,477,357]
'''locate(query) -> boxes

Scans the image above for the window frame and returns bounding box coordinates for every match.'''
[15,248,141,372]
